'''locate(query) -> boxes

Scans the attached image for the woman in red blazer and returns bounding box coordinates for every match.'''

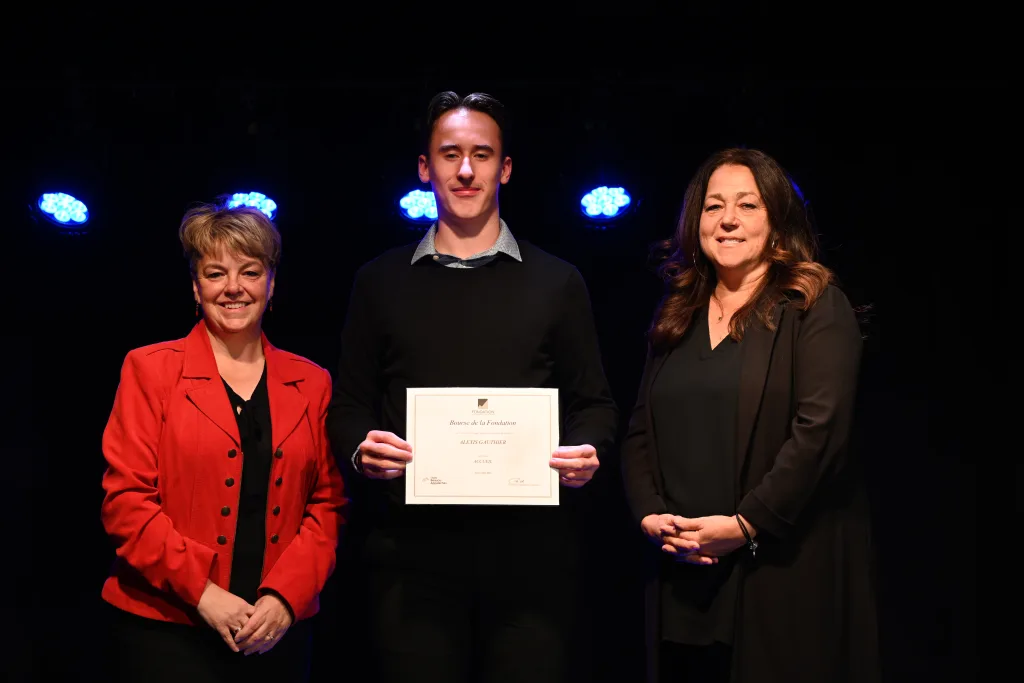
[100,204,346,682]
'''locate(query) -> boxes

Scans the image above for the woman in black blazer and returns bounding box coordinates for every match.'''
[622,148,879,683]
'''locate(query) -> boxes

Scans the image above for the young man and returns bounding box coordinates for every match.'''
[327,91,617,683]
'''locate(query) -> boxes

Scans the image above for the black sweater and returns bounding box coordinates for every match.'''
[327,240,618,518]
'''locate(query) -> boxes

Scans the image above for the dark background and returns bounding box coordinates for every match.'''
[5,64,980,681]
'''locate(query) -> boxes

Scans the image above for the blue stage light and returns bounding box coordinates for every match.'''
[226,191,277,219]
[580,186,631,219]
[38,192,89,226]
[399,189,438,223]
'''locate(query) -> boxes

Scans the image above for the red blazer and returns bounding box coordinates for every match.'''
[100,321,347,625]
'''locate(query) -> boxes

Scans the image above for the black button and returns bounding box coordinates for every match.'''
[270,534,279,544]
[227,449,237,458]
[272,506,281,516]
[274,448,283,459]
[220,506,230,516]
[275,477,283,486]
[225,477,234,487]
[217,535,227,545]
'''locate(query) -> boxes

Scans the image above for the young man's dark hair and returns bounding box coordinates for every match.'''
[423,91,509,157]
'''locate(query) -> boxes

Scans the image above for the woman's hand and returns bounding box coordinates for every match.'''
[668,515,755,558]
[234,593,294,655]
[196,581,256,652]
[640,513,716,564]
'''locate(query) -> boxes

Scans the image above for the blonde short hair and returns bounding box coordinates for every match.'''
[179,204,281,277]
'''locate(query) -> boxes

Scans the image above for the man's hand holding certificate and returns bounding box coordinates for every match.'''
[357,430,413,479]
[548,444,600,488]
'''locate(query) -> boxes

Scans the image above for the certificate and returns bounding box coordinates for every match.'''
[405,387,559,505]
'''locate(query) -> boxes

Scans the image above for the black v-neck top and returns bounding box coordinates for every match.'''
[649,305,743,645]
[222,366,273,604]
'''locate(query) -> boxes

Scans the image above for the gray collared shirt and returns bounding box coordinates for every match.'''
[411,219,522,268]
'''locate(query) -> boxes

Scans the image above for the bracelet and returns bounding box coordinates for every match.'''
[735,515,758,559]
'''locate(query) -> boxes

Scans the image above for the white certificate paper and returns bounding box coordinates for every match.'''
[405,388,559,505]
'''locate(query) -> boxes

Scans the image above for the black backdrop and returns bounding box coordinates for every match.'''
[6,67,979,682]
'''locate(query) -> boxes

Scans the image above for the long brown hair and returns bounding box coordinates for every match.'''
[649,148,833,351]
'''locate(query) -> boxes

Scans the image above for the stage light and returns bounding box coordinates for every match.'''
[226,191,277,219]
[398,189,438,223]
[38,192,89,227]
[580,186,631,220]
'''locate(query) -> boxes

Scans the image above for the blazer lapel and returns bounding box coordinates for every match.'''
[182,322,241,447]
[643,351,671,502]
[264,343,309,453]
[186,381,242,447]
[735,306,784,491]
[179,323,310,451]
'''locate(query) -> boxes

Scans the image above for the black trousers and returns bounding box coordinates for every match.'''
[362,516,584,683]
[107,604,312,683]
[659,641,732,683]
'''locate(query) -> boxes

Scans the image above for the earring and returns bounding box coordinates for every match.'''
[269,298,273,312]
[692,248,706,279]
[195,302,199,317]
[771,236,779,250]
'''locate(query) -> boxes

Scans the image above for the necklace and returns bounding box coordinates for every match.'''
[712,295,725,322]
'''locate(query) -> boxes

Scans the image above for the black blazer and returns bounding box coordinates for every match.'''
[622,285,880,683]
